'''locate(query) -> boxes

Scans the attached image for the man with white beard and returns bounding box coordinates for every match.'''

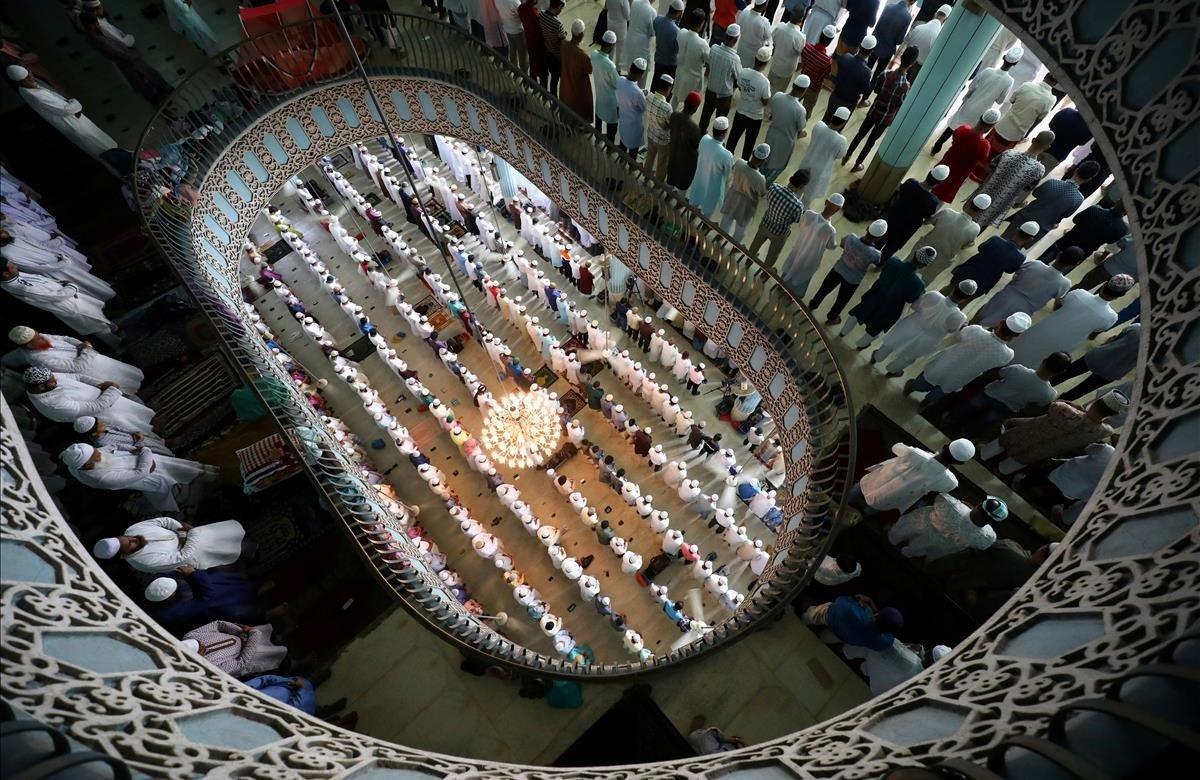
[60,441,211,512]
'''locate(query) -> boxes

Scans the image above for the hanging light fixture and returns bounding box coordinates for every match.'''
[480,389,563,470]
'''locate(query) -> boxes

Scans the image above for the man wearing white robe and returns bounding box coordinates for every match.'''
[74,415,171,455]
[1010,283,1122,369]
[796,109,850,200]
[873,283,970,374]
[2,216,87,265]
[2,265,118,343]
[625,0,657,73]
[1,230,114,300]
[6,327,142,391]
[92,516,245,573]
[23,367,154,431]
[60,442,210,512]
[7,66,117,161]
[888,494,1006,560]
[850,439,973,515]
[974,259,1071,327]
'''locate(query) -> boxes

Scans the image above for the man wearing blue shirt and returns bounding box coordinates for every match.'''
[617,58,649,155]
[824,36,876,122]
[803,594,903,651]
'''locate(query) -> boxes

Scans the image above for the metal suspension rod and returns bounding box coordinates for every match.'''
[326,9,475,318]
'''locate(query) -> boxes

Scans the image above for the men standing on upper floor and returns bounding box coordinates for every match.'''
[969,131,1054,228]
[1,262,117,346]
[626,0,658,75]
[907,313,1030,405]
[518,0,548,88]
[809,219,887,325]
[824,35,875,123]
[972,253,1072,327]
[719,143,771,242]
[950,221,1042,298]
[768,13,806,95]
[1006,161,1100,236]
[593,31,622,140]
[607,0,632,68]
[496,0,528,70]
[1035,186,1129,266]
[5,327,142,392]
[868,0,918,83]
[538,0,567,94]
[987,73,1058,160]
[902,4,951,82]
[652,1,684,84]
[840,0,880,52]
[799,25,837,116]
[559,19,594,122]
[748,168,812,263]
[762,75,810,183]
[727,47,773,160]
[643,75,675,178]
[617,59,650,156]
[735,0,772,68]
[796,106,850,201]
[779,194,842,296]
[667,91,705,190]
[930,48,1022,155]
[931,109,999,203]
[878,166,946,260]
[688,116,735,217]
[6,66,117,161]
[673,9,710,109]
[842,46,917,173]
[699,25,742,131]
[1009,276,1128,369]
[1053,323,1140,402]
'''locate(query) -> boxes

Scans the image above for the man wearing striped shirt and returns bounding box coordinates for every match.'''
[539,0,566,95]
[800,25,836,115]
[699,25,742,132]
[748,168,811,262]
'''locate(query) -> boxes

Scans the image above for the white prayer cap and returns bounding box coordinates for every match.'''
[661,74,675,85]
[181,639,201,654]
[756,46,772,63]
[971,193,992,210]
[1005,312,1033,333]
[1100,389,1130,411]
[726,24,741,38]
[948,438,976,461]
[827,193,845,207]
[59,443,94,469]
[73,416,98,434]
[956,279,978,296]
[1003,47,1024,63]
[671,0,686,9]
[981,107,1002,124]
[821,24,838,38]
[8,326,35,345]
[833,106,851,121]
[936,4,953,16]
[860,35,877,51]
[713,116,730,131]
[1019,220,1041,237]
[93,537,120,560]
[632,57,648,71]
[6,65,28,81]
[793,74,811,89]
[145,577,179,602]
[602,30,617,44]
[931,644,952,661]
[931,164,951,181]
[753,143,771,160]
[868,219,889,237]
[571,18,586,35]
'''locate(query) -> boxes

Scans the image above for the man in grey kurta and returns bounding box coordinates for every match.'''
[762,75,809,183]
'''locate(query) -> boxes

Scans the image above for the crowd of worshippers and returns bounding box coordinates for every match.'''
[88,516,357,729]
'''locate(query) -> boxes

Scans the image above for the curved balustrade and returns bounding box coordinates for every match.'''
[130,11,855,676]
[2,1,1196,776]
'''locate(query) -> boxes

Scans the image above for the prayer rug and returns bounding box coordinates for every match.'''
[559,389,586,418]
[532,364,559,388]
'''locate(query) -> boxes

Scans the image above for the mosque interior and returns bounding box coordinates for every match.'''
[0,0,1195,777]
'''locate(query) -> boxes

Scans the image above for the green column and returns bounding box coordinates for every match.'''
[858,1,1001,204]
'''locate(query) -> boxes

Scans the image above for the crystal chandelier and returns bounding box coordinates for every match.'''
[480,390,563,470]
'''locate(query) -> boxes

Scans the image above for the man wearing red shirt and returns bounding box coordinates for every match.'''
[800,24,836,115]
[712,0,739,42]
[518,0,548,88]
[933,109,1000,203]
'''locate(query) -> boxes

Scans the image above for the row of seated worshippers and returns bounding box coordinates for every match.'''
[284,163,790,652]
[256,207,644,663]
[1,167,119,346]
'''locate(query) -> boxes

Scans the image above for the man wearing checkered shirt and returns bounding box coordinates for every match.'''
[748,168,811,262]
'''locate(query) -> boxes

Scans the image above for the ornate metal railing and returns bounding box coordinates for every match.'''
[126,10,857,676]
[2,1,1196,776]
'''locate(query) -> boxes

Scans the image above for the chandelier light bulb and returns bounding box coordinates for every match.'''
[480,390,563,470]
